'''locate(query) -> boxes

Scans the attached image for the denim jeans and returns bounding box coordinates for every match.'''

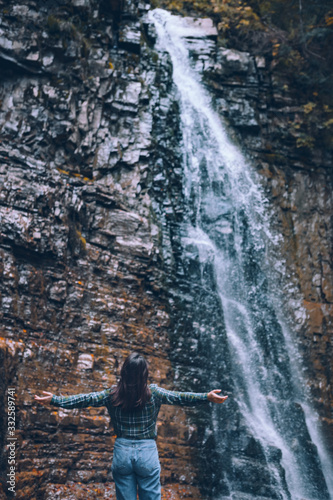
[112,438,161,500]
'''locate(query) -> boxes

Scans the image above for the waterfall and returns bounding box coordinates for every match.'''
[149,9,332,500]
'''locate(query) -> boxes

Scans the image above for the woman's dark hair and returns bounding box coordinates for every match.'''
[111,353,151,411]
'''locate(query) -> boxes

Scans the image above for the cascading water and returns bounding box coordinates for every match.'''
[149,9,332,500]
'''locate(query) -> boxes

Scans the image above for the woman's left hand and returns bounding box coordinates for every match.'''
[208,390,228,404]
[34,391,54,405]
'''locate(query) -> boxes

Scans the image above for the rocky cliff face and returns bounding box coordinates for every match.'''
[0,0,332,499]
[0,1,207,498]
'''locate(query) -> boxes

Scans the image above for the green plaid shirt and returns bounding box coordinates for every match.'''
[51,384,208,439]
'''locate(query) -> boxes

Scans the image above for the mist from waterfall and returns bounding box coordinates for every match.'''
[149,9,332,500]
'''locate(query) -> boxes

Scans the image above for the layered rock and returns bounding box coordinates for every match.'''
[0,1,207,498]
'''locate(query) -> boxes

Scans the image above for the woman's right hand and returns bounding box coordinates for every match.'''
[208,390,228,404]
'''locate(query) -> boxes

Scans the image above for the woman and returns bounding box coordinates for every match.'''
[35,352,228,500]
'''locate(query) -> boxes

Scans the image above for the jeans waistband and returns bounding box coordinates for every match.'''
[115,437,156,446]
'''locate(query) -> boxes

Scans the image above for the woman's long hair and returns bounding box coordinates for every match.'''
[111,353,151,411]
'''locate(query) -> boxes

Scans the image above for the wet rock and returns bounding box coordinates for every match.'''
[49,281,68,302]
[113,80,142,111]
[176,16,217,39]
[142,19,157,44]
[77,100,89,132]
[77,353,94,371]
[72,0,91,8]
[0,35,13,50]
[217,47,254,75]
[42,54,54,67]
[118,22,142,54]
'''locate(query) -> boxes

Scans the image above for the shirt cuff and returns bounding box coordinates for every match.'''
[50,395,58,406]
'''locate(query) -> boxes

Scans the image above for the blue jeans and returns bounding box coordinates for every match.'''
[112,438,161,500]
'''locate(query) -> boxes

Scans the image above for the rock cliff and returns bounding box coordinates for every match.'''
[0,1,206,498]
[0,0,332,499]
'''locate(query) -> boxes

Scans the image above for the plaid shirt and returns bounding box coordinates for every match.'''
[51,384,208,439]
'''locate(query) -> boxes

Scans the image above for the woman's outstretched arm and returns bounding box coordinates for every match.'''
[34,388,112,409]
[151,384,228,406]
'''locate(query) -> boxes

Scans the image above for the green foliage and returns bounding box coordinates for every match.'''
[296,134,315,150]
[287,101,333,151]
[151,51,159,63]
[46,14,91,57]
[47,15,62,35]
[76,230,87,250]
[214,0,264,36]
[256,2,333,104]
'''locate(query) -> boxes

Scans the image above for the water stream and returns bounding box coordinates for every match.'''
[149,9,332,500]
